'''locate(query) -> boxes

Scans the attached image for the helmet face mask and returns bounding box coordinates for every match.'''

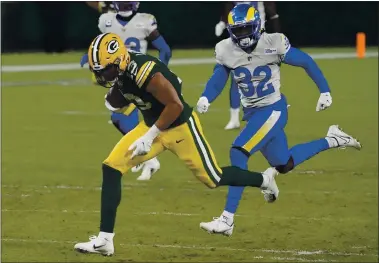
[227,4,262,49]
[92,63,120,87]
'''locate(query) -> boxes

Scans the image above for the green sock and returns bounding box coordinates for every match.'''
[100,164,122,233]
[219,166,263,187]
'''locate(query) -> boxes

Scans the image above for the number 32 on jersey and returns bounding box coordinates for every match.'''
[234,65,275,98]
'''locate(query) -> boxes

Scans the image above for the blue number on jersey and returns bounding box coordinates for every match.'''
[125,37,141,52]
[234,65,275,97]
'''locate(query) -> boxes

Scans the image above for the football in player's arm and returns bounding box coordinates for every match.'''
[81,2,171,180]
[74,33,280,256]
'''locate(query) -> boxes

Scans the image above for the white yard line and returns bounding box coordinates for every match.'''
[2,52,378,73]
[2,237,375,260]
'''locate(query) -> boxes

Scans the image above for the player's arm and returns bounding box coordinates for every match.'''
[264,2,281,32]
[127,71,184,159]
[147,30,171,65]
[146,72,183,130]
[215,2,234,37]
[280,35,332,111]
[197,63,230,113]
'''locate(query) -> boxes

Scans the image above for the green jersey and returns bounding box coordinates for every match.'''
[107,52,193,128]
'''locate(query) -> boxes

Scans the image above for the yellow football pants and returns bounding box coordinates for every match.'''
[103,112,223,188]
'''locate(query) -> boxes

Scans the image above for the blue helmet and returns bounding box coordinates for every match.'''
[113,1,139,17]
[227,4,262,48]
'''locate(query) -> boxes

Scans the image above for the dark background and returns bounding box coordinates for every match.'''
[1,1,378,53]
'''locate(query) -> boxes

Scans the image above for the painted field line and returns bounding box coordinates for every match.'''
[1,209,372,223]
[2,51,378,73]
[2,184,376,196]
[3,237,374,259]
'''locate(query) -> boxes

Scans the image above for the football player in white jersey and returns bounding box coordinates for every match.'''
[81,1,171,180]
[197,4,361,236]
[215,1,280,130]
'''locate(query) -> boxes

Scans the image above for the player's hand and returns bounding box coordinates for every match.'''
[128,135,153,159]
[215,21,226,37]
[316,92,332,112]
[197,96,210,114]
[80,54,89,67]
[128,125,160,159]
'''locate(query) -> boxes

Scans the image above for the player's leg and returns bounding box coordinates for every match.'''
[74,122,165,256]
[225,72,241,130]
[163,112,273,189]
[262,125,361,176]
[111,107,161,180]
[201,108,286,235]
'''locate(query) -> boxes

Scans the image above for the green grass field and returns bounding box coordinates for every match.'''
[1,49,378,262]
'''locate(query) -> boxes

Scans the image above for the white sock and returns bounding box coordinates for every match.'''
[325,137,338,148]
[230,108,240,122]
[221,210,234,223]
[261,172,270,188]
[99,231,115,240]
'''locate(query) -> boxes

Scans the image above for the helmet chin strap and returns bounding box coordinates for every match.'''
[238,37,254,48]
[118,11,134,17]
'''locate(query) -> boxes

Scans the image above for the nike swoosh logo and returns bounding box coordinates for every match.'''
[93,244,105,250]
[176,139,184,143]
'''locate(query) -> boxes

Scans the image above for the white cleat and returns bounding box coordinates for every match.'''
[131,163,145,173]
[200,216,234,236]
[326,125,362,150]
[136,158,160,181]
[74,234,114,256]
[260,167,279,203]
[224,120,240,130]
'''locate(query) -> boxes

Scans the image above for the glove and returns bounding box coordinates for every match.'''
[215,21,226,37]
[197,96,210,114]
[316,92,332,112]
[128,125,161,159]
[80,54,89,67]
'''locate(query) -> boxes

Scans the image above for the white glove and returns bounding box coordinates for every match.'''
[128,125,160,159]
[316,92,332,112]
[215,21,226,37]
[197,96,210,114]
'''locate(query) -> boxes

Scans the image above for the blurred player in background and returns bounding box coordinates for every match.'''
[197,4,361,236]
[81,1,172,180]
[86,1,116,13]
[215,1,281,130]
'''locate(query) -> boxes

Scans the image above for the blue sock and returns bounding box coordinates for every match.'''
[229,75,240,109]
[290,138,329,167]
[224,148,249,214]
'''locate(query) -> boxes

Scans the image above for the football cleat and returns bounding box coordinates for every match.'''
[200,216,234,236]
[260,167,279,203]
[131,163,145,173]
[326,125,362,150]
[136,157,160,181]
[74,234,114,256]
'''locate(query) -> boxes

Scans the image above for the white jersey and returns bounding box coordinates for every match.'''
[98,12,157,54]
[215,32,291,108]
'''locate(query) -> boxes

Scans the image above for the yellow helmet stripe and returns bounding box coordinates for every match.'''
[246,7,256,21]
[91,33,109,67]
[228,12,234,25]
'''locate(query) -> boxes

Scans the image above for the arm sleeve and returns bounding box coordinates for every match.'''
[152,35,172,65]
[283,47,330,93]
[201,63,230,103]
